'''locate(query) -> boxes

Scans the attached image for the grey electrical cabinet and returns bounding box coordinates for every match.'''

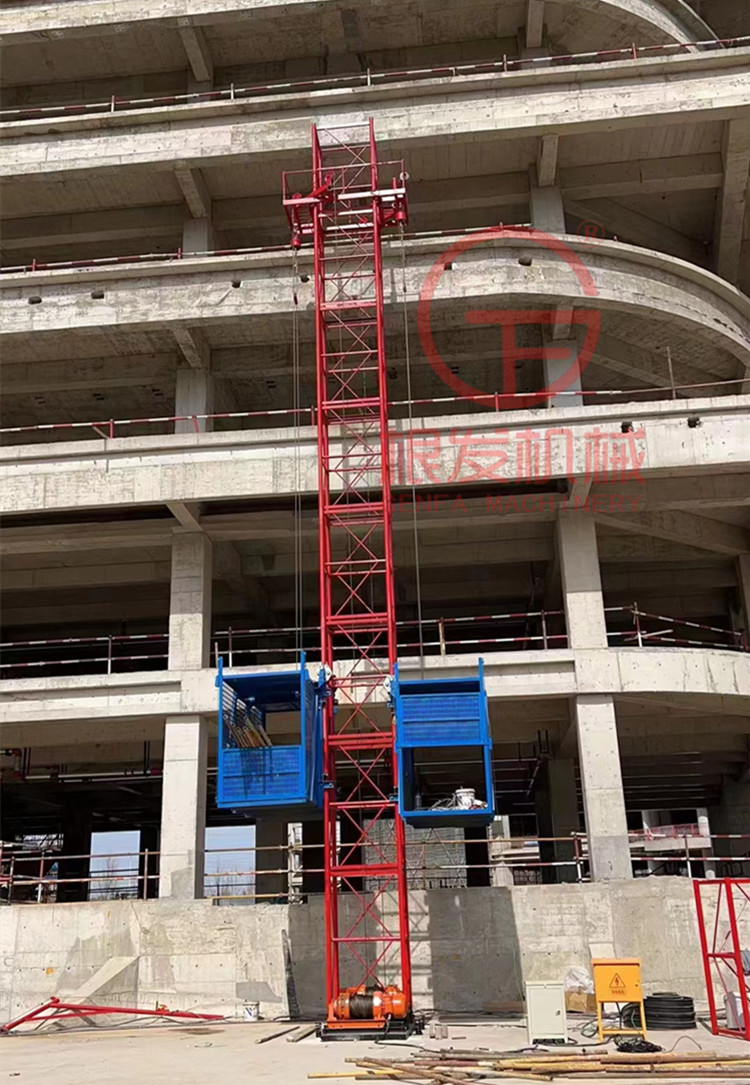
[525,981,567,1044]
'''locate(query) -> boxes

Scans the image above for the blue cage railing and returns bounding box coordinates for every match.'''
[216,655,323,816]
[392,660,495,828]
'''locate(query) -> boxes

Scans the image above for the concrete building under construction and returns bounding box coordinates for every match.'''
[0,0,749,1026]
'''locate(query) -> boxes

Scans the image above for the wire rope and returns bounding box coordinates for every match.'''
[399,224,425,677]
[291,251,304,659]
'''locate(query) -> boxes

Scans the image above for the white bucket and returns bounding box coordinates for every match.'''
[244,1002,261,1022]
[455,787,476,809]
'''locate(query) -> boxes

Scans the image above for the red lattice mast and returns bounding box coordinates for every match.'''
[284,122,412,1035]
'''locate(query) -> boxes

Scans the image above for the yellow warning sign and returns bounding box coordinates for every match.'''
[593,959,642,1003]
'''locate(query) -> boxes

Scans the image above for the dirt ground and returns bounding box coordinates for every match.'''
[2,1017,749,1084]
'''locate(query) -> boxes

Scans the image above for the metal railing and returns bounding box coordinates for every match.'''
[605,605,747,653]
[1,36,746,126]
[2,832,749,903]
[2,375,747,445]
[1,604,745,680]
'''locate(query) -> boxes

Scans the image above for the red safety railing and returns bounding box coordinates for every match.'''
[0,222,519,275]
[2,603,745,680]
[606,604,747,653]
[3,834,750,904]
[2,377,747,445]
[1,36,745,125]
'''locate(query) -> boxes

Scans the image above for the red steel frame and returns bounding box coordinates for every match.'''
[284,122,411,1027]
[1,997,223,1033]
[694,877,750,1040]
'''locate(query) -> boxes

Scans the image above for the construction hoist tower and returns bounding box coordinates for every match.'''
[216,119,494,1042]
[283,121,415,1040]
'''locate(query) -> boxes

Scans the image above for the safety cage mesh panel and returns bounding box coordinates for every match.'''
[398,692,483,747]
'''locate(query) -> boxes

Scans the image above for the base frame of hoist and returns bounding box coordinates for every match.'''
[317,1013,425,1042]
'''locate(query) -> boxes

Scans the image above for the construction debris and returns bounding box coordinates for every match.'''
[304,1049,750,1081]
[253,1024,299,1044]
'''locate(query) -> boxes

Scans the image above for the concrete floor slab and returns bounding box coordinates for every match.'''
[2,1020,750,1085]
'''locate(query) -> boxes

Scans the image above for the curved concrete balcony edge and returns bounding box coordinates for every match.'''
[3,235,747,380]
[1,47,746,144]
[0,0,718,50]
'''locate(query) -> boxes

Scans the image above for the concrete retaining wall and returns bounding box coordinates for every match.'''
[0,879,715,1022]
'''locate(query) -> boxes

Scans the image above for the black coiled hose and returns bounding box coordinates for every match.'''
[621,992,696,1030]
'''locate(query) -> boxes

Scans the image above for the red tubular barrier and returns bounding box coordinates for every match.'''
[1,37,746,125]
[1,380,747,441]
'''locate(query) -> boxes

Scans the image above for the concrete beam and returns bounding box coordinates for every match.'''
[177,24,213,84]
[0,520,175,555]
[1,399,748,516]
[591,333,715,393]
[174,166,212,219]
[3,53,748,182]
[536,134,558,188]
[214,539,271,616]
[594,474,750,513]
[592,509,750,556]
[525,0,545,49]
[0,0,715,45]
[564,198,708,266]
[559,153,723,201]
[713,119,750,285]
[0,354,178,395]
[0,206,183,252]
[2,647,749,736]
[1,559,171,591]
[3,240,746,381]
[172,327,209,370]
[168,501,202,530]
[1,154,724,256]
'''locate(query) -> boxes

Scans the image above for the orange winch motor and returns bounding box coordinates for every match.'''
[329,985,409,1023]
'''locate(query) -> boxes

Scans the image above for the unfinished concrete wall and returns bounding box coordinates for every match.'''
[0,879,719,1022]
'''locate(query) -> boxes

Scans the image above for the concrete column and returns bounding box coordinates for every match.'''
[58,804,92,903]
[557,511,609,649]
[543,337,583,408]
[738,555,750,635]
[182,215,213,255]
[535,758,580,883]
[529,184,583,407]
[175,368,214,434]
[168,532,212,670]
[489,816,514,887]
[464,826,491,887]
[530,184,565,233]
[302,819,325,894]
[158,715,208,899]
[255,819,288,902]
[575,695,632,881]
[712,779,750,875]
[138,825,160,899]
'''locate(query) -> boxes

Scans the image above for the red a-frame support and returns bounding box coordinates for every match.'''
[694,877,750,1040]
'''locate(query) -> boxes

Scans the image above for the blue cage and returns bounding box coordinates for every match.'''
[216,656,323,816]
[392,660,495,827]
